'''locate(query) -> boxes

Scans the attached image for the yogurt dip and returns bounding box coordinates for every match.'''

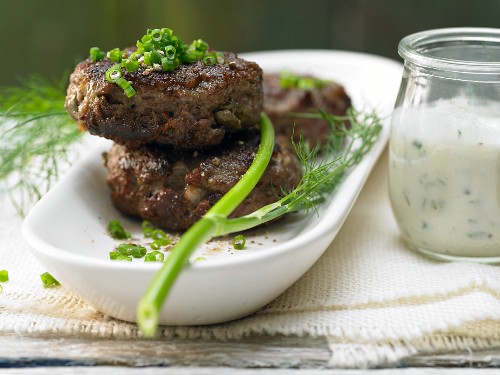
[389,99,500,259]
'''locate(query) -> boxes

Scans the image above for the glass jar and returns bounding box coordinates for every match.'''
[389,28,500,263]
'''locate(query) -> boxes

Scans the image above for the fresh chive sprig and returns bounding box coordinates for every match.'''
[137,112,275,337]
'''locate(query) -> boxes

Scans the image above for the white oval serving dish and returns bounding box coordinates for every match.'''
[23,50,402,325]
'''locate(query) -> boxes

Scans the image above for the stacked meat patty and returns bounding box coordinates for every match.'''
[66,52,263,149]
[65,52,303,231]
[104,133,302,231]
[263,73,351,147]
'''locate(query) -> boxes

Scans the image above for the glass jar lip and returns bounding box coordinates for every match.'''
[399,27,500,73]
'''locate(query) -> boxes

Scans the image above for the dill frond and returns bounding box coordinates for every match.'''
[214,107,383,236]
[281,107,383,211]
[0,74,82,215]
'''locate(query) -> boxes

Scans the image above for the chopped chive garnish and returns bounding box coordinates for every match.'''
[89,27,223,98]
[130,245,147,258]
[40,272,60,288]
[233,234,246,250]
[194,256,207,262]
[107,48,122,63]
[114,255,133,261]
[109,251,120,260]
[0,285,2,294]
[142,220,154,229]
[105,65,122,83]
[107,220,172,262]
[117,243,133,255]
[279,71,328,90]
[89,47,105,62]
[152,229,167,240]
[215,52,225,64]
[0,270,8,282]
[142,221,154,237]
[116,243,146,258]
[202,53,217,66]
[144,251,165,262]
[107,220,131,240]
[123,59,139,72]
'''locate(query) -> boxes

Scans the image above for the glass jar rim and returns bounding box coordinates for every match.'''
[399,27,500,73]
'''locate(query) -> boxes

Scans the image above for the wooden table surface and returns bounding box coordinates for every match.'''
[1,333,498,373]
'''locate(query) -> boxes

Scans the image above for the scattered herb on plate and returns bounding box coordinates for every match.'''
[0,270,8,282]
[40,272,60,288]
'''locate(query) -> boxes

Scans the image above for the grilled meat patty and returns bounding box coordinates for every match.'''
[263,73,351,146]
[104,131,302,231]
[66,52,263,149]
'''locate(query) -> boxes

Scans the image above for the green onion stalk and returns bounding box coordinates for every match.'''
[214,109,382,236]
[137,112,275,337]
[137,108,382,337]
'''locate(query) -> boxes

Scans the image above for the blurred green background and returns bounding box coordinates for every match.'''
[1,0,500,85]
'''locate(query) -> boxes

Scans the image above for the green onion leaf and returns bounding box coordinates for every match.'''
[115,77,136,98]
[181,50,201,63]
[141,34,153,44]
[89,47,105,62]
[0,270,9,282]
[109,251,120,260]
[142,221,155,237]
[190,39,209,53]
[150,28,163,42]
[142,220,154,229]
[92,28,223,99]
[107,48,122,63]
[105,64,122,83]
[279,71,329,91]
[40,272,60,288]
[144,251,165,262]
[152,229,167,240]
[130,245,147,258]
[123,59,139,72]
[114,255,133,261]
[215,52,225,64]
[143,51,152,66]
[161,57,175,72]
[233,234,246,250]
[117,243,134,255]
[161,28,173,37]
[107,220,131,240]
[202,54,217,66]
[164,45,176,60]
[150,50,162,64]
[150,237,170,249]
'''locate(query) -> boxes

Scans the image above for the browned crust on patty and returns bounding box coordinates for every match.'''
[104,131,302,231]
[66,52,263,149]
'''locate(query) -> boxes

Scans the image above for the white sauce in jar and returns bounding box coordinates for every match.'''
[389,100,500,257]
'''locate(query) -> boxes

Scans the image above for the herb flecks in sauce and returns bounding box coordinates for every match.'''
[389,102,500,257]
